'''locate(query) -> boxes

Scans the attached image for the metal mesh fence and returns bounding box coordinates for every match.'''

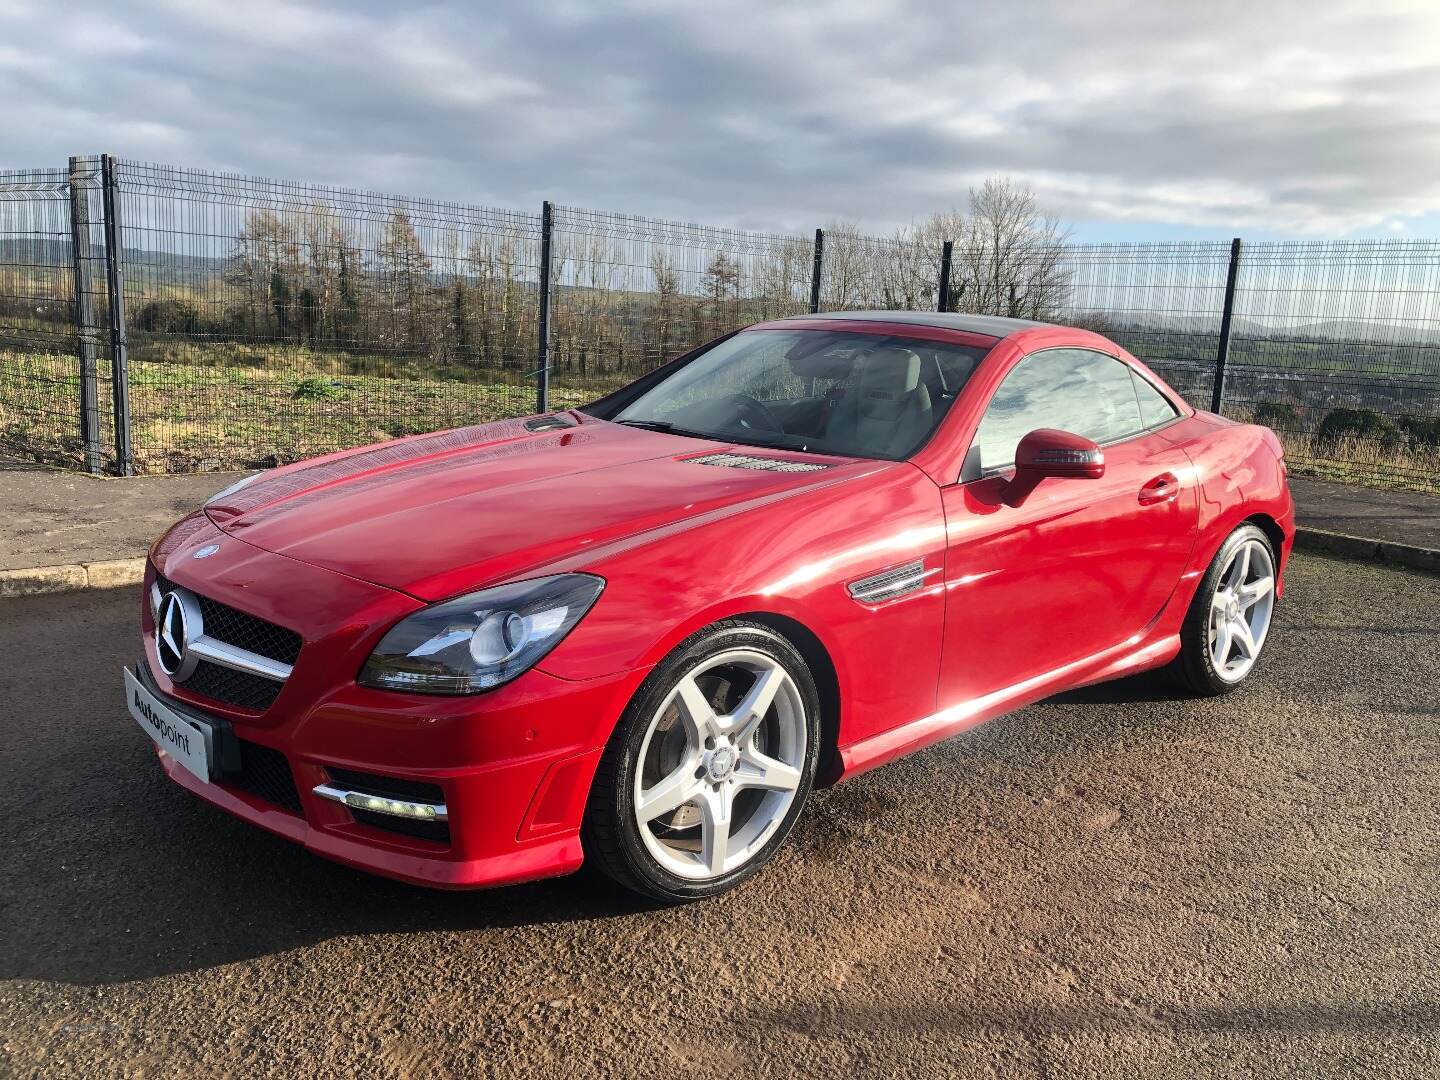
[0,165,86,467]
[112,159,544,471]
[1225,241,1440,488]
[821,229,943,312]
[1053,241,1234,409]
[1,154,1438,491]
[548,206,813,398]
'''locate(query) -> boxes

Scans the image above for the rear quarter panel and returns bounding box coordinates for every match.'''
[1162,412,1295,613]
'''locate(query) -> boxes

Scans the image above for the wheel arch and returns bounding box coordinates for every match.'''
[1245,512,1286,560]
[731,611,843,787]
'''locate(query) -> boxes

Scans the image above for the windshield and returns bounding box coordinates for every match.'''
[612,329,991,460]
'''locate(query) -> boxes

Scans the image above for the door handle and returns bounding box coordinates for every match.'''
[1138,472,1180,506]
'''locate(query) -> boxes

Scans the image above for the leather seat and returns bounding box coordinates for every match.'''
[825,346,933,457]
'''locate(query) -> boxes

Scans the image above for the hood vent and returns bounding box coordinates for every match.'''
[525,414,576,432]
[685,452,829,474]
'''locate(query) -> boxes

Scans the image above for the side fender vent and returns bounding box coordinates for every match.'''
[848,559,939,604]
[685,452,829,474]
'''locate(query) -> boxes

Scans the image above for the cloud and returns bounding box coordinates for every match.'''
[1,0,1437,237]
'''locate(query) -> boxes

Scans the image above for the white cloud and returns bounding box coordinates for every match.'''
[1,0,1438,237]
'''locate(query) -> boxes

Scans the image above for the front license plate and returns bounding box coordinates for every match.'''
[125,667,212,783]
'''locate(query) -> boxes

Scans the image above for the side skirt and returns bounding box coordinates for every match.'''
[835,631,1181,781]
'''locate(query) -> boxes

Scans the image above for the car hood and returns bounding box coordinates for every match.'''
[206,413,874,600]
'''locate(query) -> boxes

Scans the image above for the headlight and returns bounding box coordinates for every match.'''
[206,472,261,506]
[358,574,604,694]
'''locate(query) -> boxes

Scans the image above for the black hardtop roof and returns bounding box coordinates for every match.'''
[776,310,1053,338]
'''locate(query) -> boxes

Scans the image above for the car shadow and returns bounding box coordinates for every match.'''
[5,667,1182,987]
[1042,667,1195,706]
[1,780,665,985]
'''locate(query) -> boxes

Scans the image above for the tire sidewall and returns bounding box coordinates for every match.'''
[605,622,821,901]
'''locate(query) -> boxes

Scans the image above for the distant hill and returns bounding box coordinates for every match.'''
[0,238,230,277]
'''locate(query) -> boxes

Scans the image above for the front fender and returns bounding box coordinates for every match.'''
[534,464,950,751]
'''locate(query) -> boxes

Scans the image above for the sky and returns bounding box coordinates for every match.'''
[3,0,1439,242]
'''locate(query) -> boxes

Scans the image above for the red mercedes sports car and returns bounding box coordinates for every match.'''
[128,312,1293,901]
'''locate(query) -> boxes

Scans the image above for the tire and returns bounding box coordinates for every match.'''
[1171,523,1278,696]
[581,620,821,902]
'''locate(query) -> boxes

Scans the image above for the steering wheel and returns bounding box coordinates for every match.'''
[727,394,785,433]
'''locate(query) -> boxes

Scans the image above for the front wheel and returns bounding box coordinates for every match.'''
[582,621,820,902]
[1172,523,1278,696]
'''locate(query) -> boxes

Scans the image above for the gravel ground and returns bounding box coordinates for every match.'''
[1,553,1437,1079]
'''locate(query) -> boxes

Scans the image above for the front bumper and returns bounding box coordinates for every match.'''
[137,516,646,890]
[140,656,641,889]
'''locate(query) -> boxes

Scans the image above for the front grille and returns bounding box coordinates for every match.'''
[195,594,302,665]
[328,767,450,846]
[152,567,301,712]
[224,738,303,814]
[186,659,284,712]
[154,570,302,665]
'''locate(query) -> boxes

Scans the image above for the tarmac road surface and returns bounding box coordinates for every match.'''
[1,552,1437,1078]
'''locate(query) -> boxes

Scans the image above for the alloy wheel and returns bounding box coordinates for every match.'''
[632,648,807,881]
[1208,537,1276,683]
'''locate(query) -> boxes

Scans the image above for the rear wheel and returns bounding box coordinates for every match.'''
[582,621,820,902]
[1172,523,1278,696]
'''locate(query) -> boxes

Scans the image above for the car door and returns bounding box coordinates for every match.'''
[936,348,1198,708]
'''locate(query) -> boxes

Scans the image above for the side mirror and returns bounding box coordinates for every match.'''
[1005,428,1104,506]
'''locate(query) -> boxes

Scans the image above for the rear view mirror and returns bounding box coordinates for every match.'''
[1005,428,1104,505]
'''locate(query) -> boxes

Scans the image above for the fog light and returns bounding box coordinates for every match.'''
[313,783,448,822]
[348,793,437,819]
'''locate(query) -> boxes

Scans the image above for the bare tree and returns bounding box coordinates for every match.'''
[643,250,683,364]
[950,178,1070,319]
[700,251,741,337]
[376,211,431,351]
[818,221,871,310]
[226,209,301,338]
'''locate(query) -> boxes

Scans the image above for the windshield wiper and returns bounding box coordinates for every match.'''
[722,429,839,456]
[615,418,710,440]
[617,418,848,458]
[615,418,676,432]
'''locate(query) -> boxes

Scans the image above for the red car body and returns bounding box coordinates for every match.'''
[137,314,1294,889]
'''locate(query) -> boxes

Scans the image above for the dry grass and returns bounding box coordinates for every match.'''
[4,346,1436,491]
[1,349,588,473]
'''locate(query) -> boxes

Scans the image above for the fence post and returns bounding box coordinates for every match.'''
[809,228,824,314]
[99,154,133,475]
[67,157,102,475]
[1210,237,1242,414]
[937,240,954,313]
[535,200,554,415]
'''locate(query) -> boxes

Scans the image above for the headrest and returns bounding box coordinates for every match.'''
[855,347,921,420]
[787,340,854,381]
[859,347,920,394]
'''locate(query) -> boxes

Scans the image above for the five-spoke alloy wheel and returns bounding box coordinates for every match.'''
[1174,523,1279,695]
[1207,536,1276,683]
[583,621,820,901]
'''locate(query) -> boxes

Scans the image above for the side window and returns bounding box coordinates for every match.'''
[1132,369,1180,428]
[970,349,1144,472]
